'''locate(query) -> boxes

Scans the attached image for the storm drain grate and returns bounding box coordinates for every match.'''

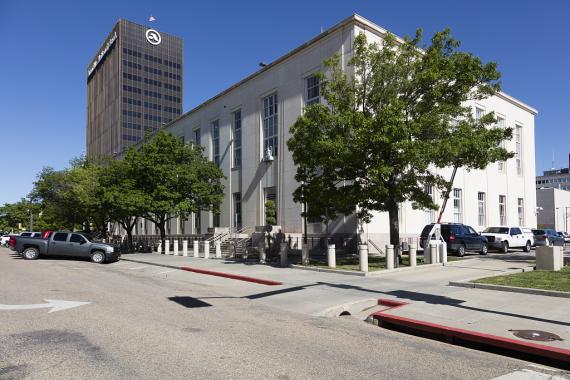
[509,329,563,342]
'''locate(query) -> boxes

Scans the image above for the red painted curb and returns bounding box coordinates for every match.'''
[372,298,570,363]
[180,266,283,286]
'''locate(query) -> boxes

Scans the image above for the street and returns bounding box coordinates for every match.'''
[0,247,567,379]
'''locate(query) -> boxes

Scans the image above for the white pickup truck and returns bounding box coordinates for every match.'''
[481,226,534,253]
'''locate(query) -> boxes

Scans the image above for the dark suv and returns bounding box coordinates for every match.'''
[420,223,488,257]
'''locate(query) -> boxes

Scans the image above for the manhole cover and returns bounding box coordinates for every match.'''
[509,329,563,342]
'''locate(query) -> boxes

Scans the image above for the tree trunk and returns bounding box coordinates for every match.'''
[157,216,166,252]
[387,200,400,268]
[437,166,458,223]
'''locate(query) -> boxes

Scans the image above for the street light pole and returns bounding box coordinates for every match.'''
[28,209,33,232]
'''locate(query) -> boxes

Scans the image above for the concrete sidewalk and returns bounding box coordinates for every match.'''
[120,252,570,352]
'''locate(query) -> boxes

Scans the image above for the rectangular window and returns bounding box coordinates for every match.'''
[194,212,201,234]
[233,110,242,167]
[517,198,524,226]
[425,185,436,223]
[453,188,462,223]
[306,75,320,105]
[213,213,220,228]
[194,128,201,146]
[497,116,506,172]
[263,94,278,157]
[515,125,522,175]
[478,192,486,226]
[499,195,507,225]
[233,193,242,229]
[212,120,220,165]
[475,107,484,121]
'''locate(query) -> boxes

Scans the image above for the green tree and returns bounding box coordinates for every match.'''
[288,30,512,257]
[126,130,225,248]
[100,158,148,250]
[265,200,277,226]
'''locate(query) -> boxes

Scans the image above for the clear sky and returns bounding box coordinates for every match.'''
[0,0,568,205]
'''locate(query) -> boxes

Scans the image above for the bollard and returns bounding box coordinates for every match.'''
[182,240,188,257]
[359,244,368,272]
[536,246,562,271]
[409,243,417,267]
[215,241,222,258]
[165,240,170,255]
[301,244,310,266]
[386,244,394,270]
[193,240,199,258]
[157,241,162,254]
[279,243,288,267]
[430,243,438,264]
[258,240,266,264]
[439,242,447,265]
[173,239,179,256]
[203,241,210,259]
[327,243,336,268]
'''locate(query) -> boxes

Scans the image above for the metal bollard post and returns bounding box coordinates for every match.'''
[215,241,222,258]
[182,240,188,257]
[301,244,309,266]
[386,244,394,270]
[193,240,199,258]
[203,241,210,259]
[359,244,368,272]
[280,243,288,267]
[165,240,170,255]
[327,243,336,268]
[409,244,417,267]
[173,239,179,256]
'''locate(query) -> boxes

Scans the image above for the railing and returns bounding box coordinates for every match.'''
[110,234,204,253]
[368,239,384,255]
[286,235,358,256]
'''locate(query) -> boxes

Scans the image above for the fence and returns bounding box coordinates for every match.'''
[108,234,204,253]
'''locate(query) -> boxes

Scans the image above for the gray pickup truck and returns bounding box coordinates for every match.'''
[14,231,120,263]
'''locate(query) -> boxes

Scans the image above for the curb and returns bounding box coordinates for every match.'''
[449,281,570,299]
[371,298,570,364]
[120,257,282,286]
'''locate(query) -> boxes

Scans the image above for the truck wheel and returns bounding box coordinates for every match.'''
[501,242,509,254]
[22,247,39,260]
[523,241,531,253]
[457,244,466,257]
[91,251,105,264]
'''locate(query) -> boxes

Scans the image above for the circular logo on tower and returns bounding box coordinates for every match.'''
[146,29,161,45]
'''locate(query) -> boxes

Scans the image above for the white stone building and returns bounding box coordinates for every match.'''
[536,188,570,232]
[135,14,538,247]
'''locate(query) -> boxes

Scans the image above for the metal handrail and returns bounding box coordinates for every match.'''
[367,239,384,255]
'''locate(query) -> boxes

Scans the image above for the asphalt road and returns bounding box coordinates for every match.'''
[0,247,565,380]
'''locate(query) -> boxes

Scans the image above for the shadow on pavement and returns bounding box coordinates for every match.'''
[168,296,211,308]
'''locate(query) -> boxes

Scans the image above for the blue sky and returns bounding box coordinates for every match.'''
[0,0,568,205]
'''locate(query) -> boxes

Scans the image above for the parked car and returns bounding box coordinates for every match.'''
[532,229,565,247]
[420,223,488,257]
[1,235,16,247]
[19,231,43,238]
[13,231,119,263]
[481,226,533,253]
[557,231,570,244]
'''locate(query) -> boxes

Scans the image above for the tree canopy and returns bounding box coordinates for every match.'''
[288,30,513,250]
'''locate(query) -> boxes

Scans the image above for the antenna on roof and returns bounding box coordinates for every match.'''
[552,150,555,170]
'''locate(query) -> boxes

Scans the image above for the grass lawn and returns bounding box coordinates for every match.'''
[473,267,570,292]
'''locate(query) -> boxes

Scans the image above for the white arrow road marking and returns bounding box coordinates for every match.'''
[0,299,91,313]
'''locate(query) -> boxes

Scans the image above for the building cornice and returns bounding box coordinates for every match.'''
[165,14,537,129]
